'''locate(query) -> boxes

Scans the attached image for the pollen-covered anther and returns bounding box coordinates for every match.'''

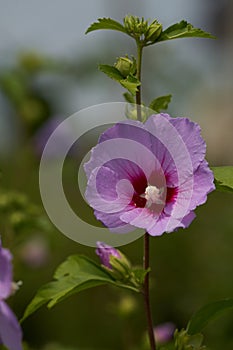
[144,185,165,207]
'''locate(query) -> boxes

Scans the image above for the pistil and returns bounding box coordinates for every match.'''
[144,185,165,207]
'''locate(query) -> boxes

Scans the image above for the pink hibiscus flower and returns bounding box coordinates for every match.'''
[84,114,215,236]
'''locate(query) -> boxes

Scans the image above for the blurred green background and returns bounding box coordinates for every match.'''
[0,1,233,350]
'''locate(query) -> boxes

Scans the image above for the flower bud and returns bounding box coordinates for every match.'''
[124,15,137,33]
[124,15,148,36]
[146,20,162,43]
[109,251,131,273]
[96,241,121,269]
[96,242,131,281]
[115,56,135,78]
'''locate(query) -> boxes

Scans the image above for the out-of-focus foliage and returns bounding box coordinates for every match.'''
[187,299,233,335]
[0,188,51,235]
[212,166,233,193]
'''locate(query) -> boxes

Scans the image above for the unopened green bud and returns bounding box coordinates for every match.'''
[146,20,162,43]
[115,56,135,77]
[124,15,136,32]
[124,15,148,37]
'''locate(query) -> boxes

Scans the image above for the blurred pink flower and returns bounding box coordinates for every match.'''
[19,236,49,268]
[0,240,23,350]
[154,322,176,344]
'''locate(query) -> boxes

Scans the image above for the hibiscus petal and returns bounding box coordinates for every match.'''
[96,158,148,196]
[164,115,207,171]
[165,159,215,219]
[145,114,213,223]
[84,137,162,181]
[188,159,215,210]
[179,211,196,227]
[147,211,196,236]
[99,119,150,145]
[95,208,135,233]
[0,242,13,300]
[84,134,166,222]
[164,175,194,218]
[0,301,23,350]
[145,114,194,186]
[120,207,160,231]
[120,208,170,236]
[85,166,134,213]
[98,119,177,187]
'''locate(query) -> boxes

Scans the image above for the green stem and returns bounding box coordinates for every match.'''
[135,41,156,350]
[136,42,143,121]
[143,232,156,350]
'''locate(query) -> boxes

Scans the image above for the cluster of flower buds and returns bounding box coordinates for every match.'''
[123,15,162,44]
[124,15,149,37]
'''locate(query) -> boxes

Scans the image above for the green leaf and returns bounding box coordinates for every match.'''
[157,20,216,42]
[187,299,233,335]
[123,92,135,104]
[99,65,140,95]
[120,74,141,95]
[21,255,113,321]
[21,255,140,321]
[149,94,172,112]
[212,166,233,193]
[187,333,205,348]
[99,64,124,81]
[85,18,127,35]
